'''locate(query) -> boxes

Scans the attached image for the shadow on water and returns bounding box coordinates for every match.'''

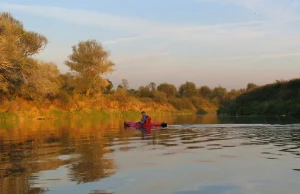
[218,115,300,125]
[0,114,300,194]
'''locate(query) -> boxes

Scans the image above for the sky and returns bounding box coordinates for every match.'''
[1,0,300,89]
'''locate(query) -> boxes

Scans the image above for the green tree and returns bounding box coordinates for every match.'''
[247,83,258,91]
[148,82,156,92]
[227,89,240,100]
[212,86,228,101]
[137,86,153,98]
[65,40,115,96]
[157,83,177,97]
[179,81,198,97]
[199,86,212,99]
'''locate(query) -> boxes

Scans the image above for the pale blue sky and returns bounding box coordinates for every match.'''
[1,0,300,89]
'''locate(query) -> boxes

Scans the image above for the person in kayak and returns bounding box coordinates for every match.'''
[138,111,151,124]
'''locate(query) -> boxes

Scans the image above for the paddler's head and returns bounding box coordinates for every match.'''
[141,111,146,116]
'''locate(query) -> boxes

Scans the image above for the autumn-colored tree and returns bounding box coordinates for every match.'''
[153,91,167,103]
[20,60,61,101]
[0,12,47,93]
[65,40,115,96]
[113,87,128,102]
[157,83,177,97]
[60,72,77,94]
[104,79,114,94]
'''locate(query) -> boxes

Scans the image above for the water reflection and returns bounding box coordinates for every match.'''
[0,115,300,194]
[0,117,123,194]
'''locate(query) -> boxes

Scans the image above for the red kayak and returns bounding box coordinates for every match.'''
[124,122,167,128]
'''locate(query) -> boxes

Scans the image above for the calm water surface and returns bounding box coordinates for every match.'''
[1,115,300,194]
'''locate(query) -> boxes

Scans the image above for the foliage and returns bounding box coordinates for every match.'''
[120,79,129,90]
[218,79,300,116]
[179,81,198,97]
[0,12,223,116]
[65,40,115,96]
[20,60,61,101]
[153,91,168,103]
[0,12,48,94]
[157,83,177,97]
[137,86,153,98]
[104,79,114,94]
[199,86,212,99]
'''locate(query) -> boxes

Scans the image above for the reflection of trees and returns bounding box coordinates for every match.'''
[0,143,49,194]
[0,175,47,194]
[218,115,300,124]
[0,117,121,193]
[68,141,115,183]
[149,114,220,125]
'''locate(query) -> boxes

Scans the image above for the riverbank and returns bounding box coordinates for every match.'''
[0,108,217,123]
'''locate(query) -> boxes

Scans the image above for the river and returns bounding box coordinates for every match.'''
[0,115,300,194]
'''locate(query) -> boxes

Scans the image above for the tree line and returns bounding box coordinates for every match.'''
[218,79,300,117]
[0,12,263,115]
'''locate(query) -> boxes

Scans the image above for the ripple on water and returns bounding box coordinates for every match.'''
[2,121,300,194]
[185,146,205,150]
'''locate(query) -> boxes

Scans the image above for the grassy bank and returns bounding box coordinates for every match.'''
[0,93,217,121]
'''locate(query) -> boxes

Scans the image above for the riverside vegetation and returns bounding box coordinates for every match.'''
[0,12,299,119]
[218,79,300,117]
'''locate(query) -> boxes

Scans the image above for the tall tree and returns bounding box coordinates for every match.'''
[148,82,156,92]
[121,79,129,90]
[0,12,48,93]
[65,40,115,96]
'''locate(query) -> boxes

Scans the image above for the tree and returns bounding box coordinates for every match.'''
[199,86,212,99]
[113,87,128,102]
[153,91,167,103]
[65,40,115,96]
[247,83,258,91]
[0,12,48,93]
[228,89,240,100]
[157,83,177,97]
[148,82,156,92]
[212,86,228,101]
[179,81,198,97]
[121,79,129,90]
[104,79,114,94]
[60,72,77,94]
[20,60,61,101]
[137,86,153,98]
